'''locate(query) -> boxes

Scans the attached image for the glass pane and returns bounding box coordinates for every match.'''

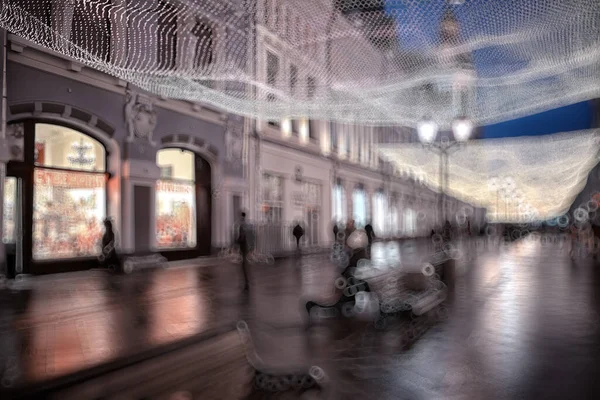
[156,180,197,249]
[157,149,195,181]
[35,124,106,172]
[353,190,367,227]
[3,177,17,244]
[262,174,283,202]
[33,168,106,260]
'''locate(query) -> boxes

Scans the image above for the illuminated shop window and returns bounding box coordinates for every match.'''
[156,149,197,249]
[302,181,321,246]
[332,184,345,223]
[33,124,107,260]
[373,191,387,236]
[3,177,17,244]
[261,173,284,222]
[353,188,367,228]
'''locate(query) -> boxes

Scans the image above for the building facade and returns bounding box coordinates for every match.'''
[0,0,485,276]
[0,0,251,276]
[247,0,482,254]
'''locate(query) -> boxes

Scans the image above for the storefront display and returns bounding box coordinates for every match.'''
[155,180,197,249]
[3,177,17,244]
[32,168,106,260]
[155,149,197,250]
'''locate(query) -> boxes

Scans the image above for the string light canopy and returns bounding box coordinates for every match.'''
[378,129,600,222]
[1,1,599,128]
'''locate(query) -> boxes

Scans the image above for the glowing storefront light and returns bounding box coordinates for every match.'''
[353,188,367,227]
[373,191,388,236]
[332,184,346,223]
[156,149,197,249]
[33,124,107,260]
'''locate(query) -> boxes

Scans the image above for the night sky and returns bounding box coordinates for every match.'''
[384,0,595,138]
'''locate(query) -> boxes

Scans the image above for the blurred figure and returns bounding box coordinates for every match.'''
[237,212,250,292]
[293,222,305,254]
[333,223,339,240]
[364,222,375,257]
[100,219,120,271]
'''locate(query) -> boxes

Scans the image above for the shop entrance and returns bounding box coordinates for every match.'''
[4,121,109,275]
[155,148,212,260]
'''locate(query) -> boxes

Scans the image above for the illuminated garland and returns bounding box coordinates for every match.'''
[377,129,600,222]
[0,1,599,128]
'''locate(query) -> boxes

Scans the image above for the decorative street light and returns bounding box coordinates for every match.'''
[418,116,473,227]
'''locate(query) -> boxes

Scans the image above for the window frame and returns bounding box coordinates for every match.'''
[30,122,109,263]
[155,148,198,251]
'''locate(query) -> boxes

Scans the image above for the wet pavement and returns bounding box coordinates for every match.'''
[0,235,599,399]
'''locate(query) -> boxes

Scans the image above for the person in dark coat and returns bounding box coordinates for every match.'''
[237,212,250,292]
[364,222,375,257]
[99,219,120,271]
[333,224,339,241]
[293,222,305,253]
[364,223,375,245]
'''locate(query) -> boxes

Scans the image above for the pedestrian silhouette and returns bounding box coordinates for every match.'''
[293,222,305,253]
[99,219,120,272]
[237,212,250,292]
[364,222,375,257]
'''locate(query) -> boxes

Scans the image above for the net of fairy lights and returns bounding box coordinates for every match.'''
[1,0,599,128]
[377,129,600,223]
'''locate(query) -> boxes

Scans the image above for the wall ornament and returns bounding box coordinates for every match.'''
[125,90,157,147]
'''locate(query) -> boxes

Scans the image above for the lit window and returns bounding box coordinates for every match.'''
[33,124,107,260]
[155,149,197,249]
[261,173,283,222]
[353,188,367,228]
[332,184,346,223]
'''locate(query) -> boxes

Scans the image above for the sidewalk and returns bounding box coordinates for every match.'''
[0,237,463,392]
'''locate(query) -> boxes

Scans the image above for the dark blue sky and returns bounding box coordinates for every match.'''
[384,0,595,138]
[481,101,594,139]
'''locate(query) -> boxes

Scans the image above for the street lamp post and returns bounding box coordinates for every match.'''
[418,117,473,227]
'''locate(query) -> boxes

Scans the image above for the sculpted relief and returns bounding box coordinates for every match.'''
[225,116,244,166]
[125,90,158,147]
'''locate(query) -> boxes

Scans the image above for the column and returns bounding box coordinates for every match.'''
[344,180,353,224]
[366,187,374,224]
[0,29,8,275]
[122,156,161,255]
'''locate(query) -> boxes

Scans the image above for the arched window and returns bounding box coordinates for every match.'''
[332,183,345,223]
[155,149,197,249]
[33,123,107,260]
[352,187,367,228]
[390,196,399,237]
[403,208,417,237]
[373,191,387,236]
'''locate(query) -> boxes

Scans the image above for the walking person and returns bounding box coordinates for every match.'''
[293,222,305,256]
[99,219,120,272]
[364,222,375,258]
[237,212,250,292]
